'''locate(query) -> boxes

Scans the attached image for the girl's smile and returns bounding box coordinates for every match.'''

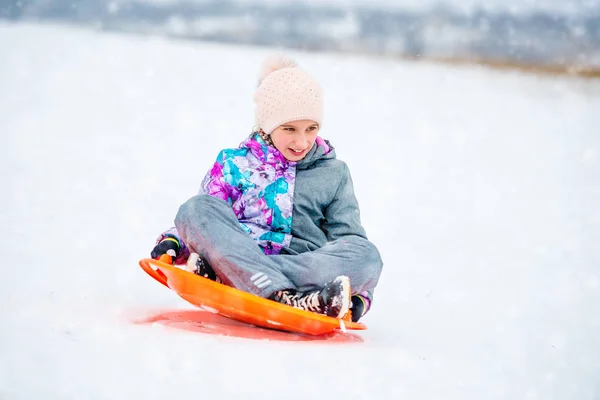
[289,148,307,156]
[270,119,320,161]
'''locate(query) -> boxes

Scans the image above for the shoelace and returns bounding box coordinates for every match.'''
[280,291,321,312]
[297,292,322,312]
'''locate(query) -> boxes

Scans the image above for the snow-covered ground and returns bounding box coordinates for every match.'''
[1,22,599,400]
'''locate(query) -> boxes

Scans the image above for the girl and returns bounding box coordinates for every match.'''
[151,55,383,322]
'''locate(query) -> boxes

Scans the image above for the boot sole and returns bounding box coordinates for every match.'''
[333,276,351,319]
[185,253,200,273]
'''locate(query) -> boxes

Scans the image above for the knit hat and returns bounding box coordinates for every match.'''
[254,55,323,135]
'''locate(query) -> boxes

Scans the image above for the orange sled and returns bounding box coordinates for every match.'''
[139,256,367,336]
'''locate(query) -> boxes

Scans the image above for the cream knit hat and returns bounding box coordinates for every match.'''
[254,55,323,135]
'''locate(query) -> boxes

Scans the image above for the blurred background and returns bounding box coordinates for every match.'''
[1,0,599,76]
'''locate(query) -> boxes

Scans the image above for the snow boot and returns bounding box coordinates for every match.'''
[186,253,222,284]
[269,276,350,318]
[349,293,370,322]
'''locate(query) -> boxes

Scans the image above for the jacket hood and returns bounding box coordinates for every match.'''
[296,136,337,170]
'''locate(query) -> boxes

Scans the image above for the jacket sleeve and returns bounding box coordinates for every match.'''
[322,163,367,241]
[198,149,235,204]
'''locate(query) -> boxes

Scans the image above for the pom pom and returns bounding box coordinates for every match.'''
[257,54,297,86]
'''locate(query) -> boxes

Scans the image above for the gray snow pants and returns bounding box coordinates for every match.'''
[175,195,383,298]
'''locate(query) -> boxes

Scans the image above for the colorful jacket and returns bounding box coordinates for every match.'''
[160,132,366,259]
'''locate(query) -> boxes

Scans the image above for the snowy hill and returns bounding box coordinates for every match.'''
[1,22,599,399]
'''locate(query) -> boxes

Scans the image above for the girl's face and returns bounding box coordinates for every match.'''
[270,119,320,161]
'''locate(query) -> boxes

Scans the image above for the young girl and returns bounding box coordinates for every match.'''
[151,55,383,322]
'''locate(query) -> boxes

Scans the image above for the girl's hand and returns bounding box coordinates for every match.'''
[151,237,180,260]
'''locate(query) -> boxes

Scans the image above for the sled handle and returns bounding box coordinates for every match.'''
[159,252,174,264]
[139,252,174,288]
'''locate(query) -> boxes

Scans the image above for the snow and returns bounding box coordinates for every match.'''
[2,21,600,399]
